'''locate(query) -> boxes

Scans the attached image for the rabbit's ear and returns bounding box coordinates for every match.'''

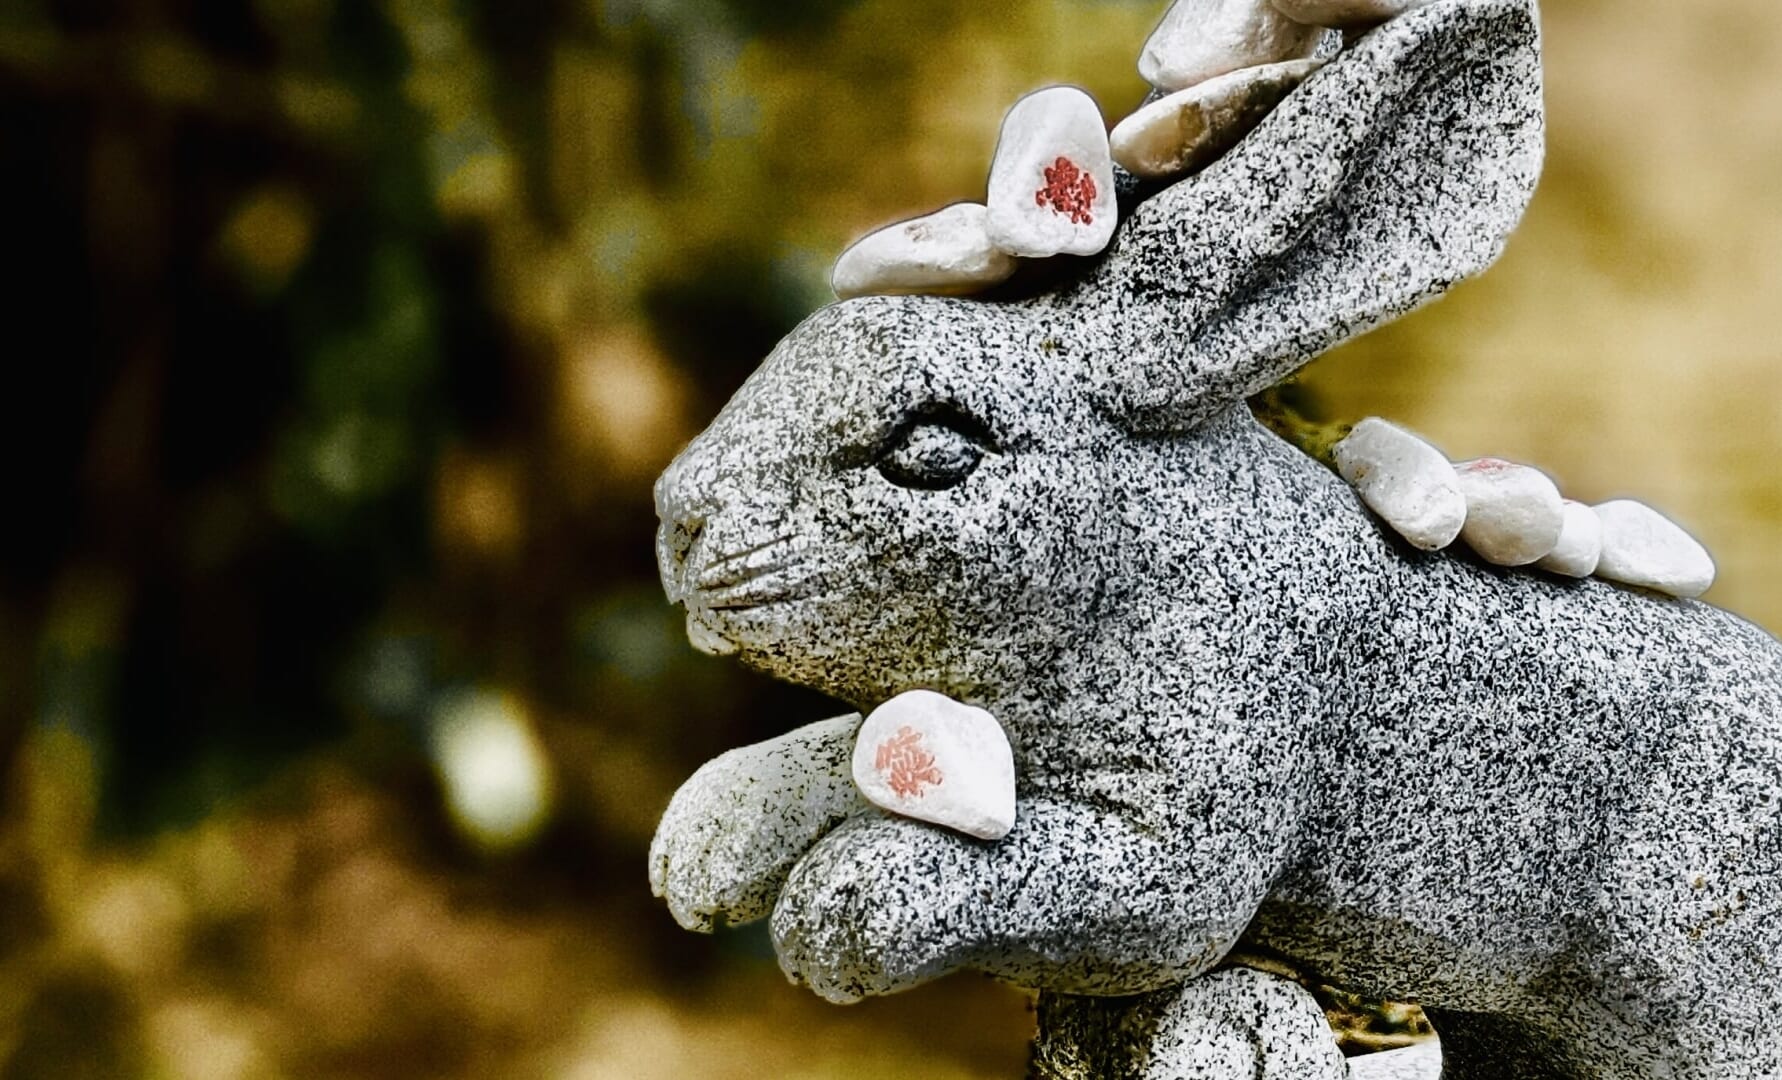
[1080,0,1543,433]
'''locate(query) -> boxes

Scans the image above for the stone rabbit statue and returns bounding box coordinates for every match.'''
[648,0,1782,1076]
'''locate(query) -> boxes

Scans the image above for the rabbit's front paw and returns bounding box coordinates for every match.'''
[770,813,985,1003]
[649,716,863,932]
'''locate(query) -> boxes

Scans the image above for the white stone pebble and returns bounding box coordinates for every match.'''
[1592,500,1717,599]
[1453,458,1564,567]
[852,690,1017,841]
[1110,59,1324,180]
[1270,0,1436,30]
[1333,418,1466,552]
[986,87,1118,258]
[1536,500,1603,578]
[1140,0,1327,93]
[830,203,1019,300]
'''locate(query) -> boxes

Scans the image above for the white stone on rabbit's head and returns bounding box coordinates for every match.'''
[654,294,1115,708]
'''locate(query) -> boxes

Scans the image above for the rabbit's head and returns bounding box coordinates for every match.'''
[655,0,1543,710]
[654,294,1112,707]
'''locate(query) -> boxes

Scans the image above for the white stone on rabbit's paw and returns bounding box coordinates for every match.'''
[1112,59,1323,180]
[1333,418,1465,552]
[1453,458,1564,567]
[1592,500,1716,599]
[852,690,1016,841]
[1536,500,1603,578]
[1270,0,1435,30]
[831,203,1019,300]
[1140,0,1327,93]
[985,87,1117,258]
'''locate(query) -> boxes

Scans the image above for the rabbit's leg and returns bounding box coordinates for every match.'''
[1029,969,1349,1080]
[649,713,864,931]
[772,795,1257,1003]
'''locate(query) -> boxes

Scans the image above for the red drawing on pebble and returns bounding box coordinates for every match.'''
[876,726,943,799]
[1035,157,1098,225]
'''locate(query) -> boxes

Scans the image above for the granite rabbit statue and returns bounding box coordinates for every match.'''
[648,1,1782,1076]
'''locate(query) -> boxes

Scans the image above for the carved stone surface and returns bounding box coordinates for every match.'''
[1030,969,1350,1079]
[649,0,1782,1075]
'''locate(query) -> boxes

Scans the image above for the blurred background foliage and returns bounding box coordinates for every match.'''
[0,0,1777,1076]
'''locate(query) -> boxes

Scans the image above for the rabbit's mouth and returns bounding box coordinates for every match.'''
[668,534,817,655]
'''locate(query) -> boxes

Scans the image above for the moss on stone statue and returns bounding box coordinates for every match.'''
[1250,382,1352,471]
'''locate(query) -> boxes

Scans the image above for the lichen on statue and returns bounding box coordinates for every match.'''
[646,1,1782,1077]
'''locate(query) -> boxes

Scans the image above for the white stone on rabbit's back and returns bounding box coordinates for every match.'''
[1111,59,1324,180]
[1592,499,1717,599]
[1453,457,1564,567]
[1536,499,1603,578]
[985,86,1117,258]
[830,203,1019,300]
[852,690,1016,841]
[1333,418,1465,551]
[1140,0,1328,93]
[1271,0,1436,30]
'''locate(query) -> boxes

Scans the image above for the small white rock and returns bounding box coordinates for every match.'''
[1453,458,1565,567]
[1110,59,1324,180]
[831,203,1020,300]
[1140,0,1328,93]
[1592,500,1717,599]
[985,87,1118,259]
[1333,418,1466,552]
[852,690,1016,841]
[1270,0,1434,30]
[1536,500,1604,578]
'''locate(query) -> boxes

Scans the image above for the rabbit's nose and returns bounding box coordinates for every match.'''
[654,456,721,598]
[655,456,719,531]
[659,513,703,579]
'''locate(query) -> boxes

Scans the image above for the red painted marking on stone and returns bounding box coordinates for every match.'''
[1465,458,1514,473]
[875,725,943,799]
[1035,157,1098,225]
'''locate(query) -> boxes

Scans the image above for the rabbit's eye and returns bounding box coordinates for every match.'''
[876,417,989,491]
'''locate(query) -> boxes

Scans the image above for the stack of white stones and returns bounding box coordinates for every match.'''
[1107,0,1438,181]
[832,86,1116,300]
[1334,418,1717,599]
[835,0,1444,300]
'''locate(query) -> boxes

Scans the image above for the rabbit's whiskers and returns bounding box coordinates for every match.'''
[693,559,795,592]
[690,575,815,613]
[698,533,796,572]
[686,534,806,595]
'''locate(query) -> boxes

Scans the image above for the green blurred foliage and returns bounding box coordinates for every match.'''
[0,0,1776,1076]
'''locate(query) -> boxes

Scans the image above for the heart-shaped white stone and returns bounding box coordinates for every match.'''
[852,690,1017,841]
[985,86,1117,259]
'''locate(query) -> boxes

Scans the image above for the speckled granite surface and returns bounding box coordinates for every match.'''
[649,0,1782,1075]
